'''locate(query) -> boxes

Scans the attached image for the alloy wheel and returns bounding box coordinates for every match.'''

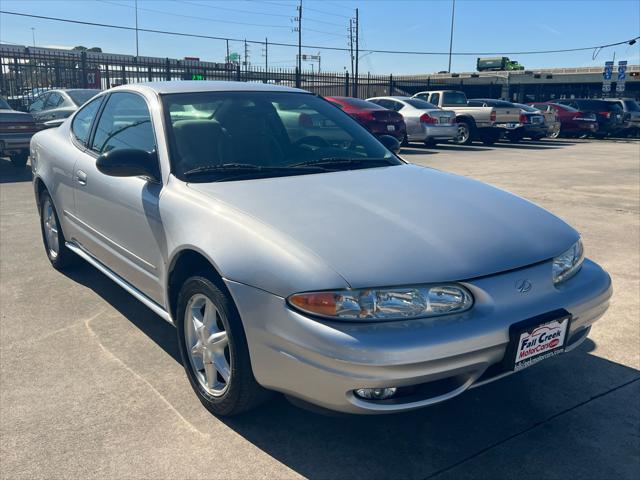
[42,197,59,259]
[184,293,232,396]
[455,123,469,144]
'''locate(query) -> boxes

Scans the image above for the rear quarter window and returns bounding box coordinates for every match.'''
[71,96,104,146]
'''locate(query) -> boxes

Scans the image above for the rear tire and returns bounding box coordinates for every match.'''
[38,191,78,270]
[10,152,28,168]
[454,121,472,145]
[549,129,560,139]
[176,275,270,416]
[424,138,438,148]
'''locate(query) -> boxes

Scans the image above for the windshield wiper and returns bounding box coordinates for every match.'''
[183,162,327,180]
[289,157,394,169]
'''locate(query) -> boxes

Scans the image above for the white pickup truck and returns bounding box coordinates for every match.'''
[412,90,521,145]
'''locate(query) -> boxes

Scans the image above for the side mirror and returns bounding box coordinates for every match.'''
[96,148,160,181]
[378,134,401,154]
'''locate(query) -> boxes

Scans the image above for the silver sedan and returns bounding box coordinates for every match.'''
[30,81,612,416]
[366,96,458,146]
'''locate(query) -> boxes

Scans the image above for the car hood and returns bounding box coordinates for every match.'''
[189,164,578,288]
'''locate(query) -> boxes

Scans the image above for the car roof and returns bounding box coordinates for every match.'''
[109,80,308,95]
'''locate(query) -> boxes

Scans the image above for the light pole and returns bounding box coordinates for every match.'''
[135,0,139,57]
[447,0,456,73]
[30,27,35,47]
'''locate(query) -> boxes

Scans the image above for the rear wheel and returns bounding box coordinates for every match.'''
[176,276,270,416]
[10,152,28,168]
[549,128,560,139]
[39,191,78,270]
[454,121,472,145]
[424,138,438,148]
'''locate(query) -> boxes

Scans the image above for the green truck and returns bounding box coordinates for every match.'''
[476,57,524,72]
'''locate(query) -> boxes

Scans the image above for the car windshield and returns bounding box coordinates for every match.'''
[163,91,401,182]
[515,104,538,112]
[441,91,467,106]
[623,100,640,112]
[339,97,383,109]
[404,98,437,109]
[68,89,100,106]
[0,98,10,109]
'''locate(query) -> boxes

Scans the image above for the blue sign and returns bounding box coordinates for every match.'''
[618,61,628,81]
[603,61,614,81]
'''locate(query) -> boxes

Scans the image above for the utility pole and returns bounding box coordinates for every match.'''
[297,1,302,75]
[354,8,359,97]
[447,0,456,73]
[244,38,249,71]
[349,18,354,80]
[135,0,139,57]
[226,39,229,63]
[264,38,268,70]
[30,27,35,47]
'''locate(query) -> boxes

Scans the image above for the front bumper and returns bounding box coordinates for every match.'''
[226,258,611,414]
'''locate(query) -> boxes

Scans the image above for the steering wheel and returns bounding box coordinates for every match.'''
[293,136,330,149]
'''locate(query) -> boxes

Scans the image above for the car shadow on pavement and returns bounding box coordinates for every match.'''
[0,157,32,183]
[493,142,565,150]
[61,262,640,480]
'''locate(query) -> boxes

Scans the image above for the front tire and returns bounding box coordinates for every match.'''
[39,191,78,270]
[176,276,269,416]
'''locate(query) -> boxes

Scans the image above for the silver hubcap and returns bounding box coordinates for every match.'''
[456,124,469,144]
[184,294,231,396]
[42,198,59,258]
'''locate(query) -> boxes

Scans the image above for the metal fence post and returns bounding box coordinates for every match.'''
[295,67,301,88]
[236,64,241,82]
[165,58,171,81]
[345,71,349,96]
[147,65,152,82]
[80,51,88,88]
[389,74,394,95]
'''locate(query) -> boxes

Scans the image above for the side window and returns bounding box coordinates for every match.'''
[91,93,156,154]
[71,96,104,146]
[430,93,440,106]
[467,100,483,107]
[392,101,404,111]
[414,93,428,101]
[45,92,63,109]
[29,94,47,112]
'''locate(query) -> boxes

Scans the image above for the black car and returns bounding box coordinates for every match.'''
[606,98,640,137]
[0,96,40,167]
[468,98,547,142]
[28,89,100,127]
[553,99,624,138]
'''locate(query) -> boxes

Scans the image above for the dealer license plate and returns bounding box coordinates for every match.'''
[387,125,395,131]
[506,311,571,372]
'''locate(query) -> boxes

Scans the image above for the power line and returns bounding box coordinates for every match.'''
[98,0,290,29]
[1,10,637,57]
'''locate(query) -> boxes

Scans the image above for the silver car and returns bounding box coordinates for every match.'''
[366,96,458,146]
[30,81,612,416]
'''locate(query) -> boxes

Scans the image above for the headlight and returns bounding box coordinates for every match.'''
[552,239,584,285]
[288,284,473,321]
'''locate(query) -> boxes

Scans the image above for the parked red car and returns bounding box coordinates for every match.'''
[528,102,598,138]
[324,96,406,144]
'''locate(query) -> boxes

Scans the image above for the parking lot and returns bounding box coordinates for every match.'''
[1,138,639,479]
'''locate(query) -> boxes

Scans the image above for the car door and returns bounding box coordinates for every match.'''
[28,93,49,122]
[73,91,165,303]
[40,92,65,122]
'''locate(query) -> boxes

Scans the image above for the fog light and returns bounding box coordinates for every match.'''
[355,387,398,400]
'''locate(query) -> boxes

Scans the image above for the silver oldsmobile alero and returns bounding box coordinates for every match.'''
[30,81,612,415]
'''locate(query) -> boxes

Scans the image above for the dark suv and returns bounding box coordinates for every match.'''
[553,99,624,137]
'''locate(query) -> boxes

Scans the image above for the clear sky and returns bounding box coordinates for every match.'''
[1,0,639,74]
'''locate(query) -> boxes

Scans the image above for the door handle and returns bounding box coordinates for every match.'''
[76,170,87,186]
